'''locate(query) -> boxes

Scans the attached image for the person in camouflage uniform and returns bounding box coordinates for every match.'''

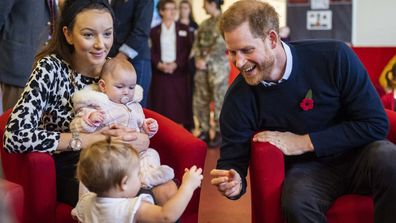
[193,0,230,147]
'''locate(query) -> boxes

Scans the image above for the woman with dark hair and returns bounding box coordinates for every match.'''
[3,0,148,206]
[192,0,230,147]
[178,0,198,33]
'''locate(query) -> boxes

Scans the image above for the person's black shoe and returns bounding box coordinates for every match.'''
[198,131,210,144]
[209,131,222,148]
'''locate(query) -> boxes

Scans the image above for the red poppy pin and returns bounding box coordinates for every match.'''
[300,89,314,111]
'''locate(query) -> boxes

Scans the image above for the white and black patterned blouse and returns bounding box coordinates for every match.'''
[4,54,98,154]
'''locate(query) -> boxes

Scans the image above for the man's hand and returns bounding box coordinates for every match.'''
[210,169,242,198]
[252,131,314,155]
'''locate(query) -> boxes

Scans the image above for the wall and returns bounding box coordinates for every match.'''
[352,0,396,46]
[287,1,352,42]
[192,0,287,27]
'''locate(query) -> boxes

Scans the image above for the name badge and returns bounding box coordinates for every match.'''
[178,30,187,37]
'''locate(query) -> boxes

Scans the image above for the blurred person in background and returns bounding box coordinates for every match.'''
[150,0,194,130]
[178,0,198,33]
[192,0,230,147]
[0,0,57,111]
[109,0,154,107]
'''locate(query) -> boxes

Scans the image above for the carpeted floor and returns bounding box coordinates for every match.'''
[198,146,251,223]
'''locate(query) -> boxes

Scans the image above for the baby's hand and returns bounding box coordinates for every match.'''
[182,165,203,190]
[87,111,104,126]
[143,118,158,135]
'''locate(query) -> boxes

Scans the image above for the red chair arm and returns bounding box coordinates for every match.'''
[1,109,57,222]
[1,151,57,223]
[250,141,285,223]
[143,109,207,178]
[143,109,207,223]
[0,179,24,223]
[385,109,396,143]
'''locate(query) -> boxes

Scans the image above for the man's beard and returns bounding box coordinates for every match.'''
[242,59,275,86]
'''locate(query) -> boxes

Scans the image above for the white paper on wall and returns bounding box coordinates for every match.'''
[306,10,332,30]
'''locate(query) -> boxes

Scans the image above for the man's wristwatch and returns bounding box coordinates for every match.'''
[68,131,82,151]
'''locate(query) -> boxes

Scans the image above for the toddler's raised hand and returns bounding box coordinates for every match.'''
[182,165,203,190]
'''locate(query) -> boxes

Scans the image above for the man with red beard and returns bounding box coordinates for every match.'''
[210,1,396,222]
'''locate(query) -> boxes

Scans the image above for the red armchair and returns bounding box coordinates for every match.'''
[250,109,396,223]
[1,108,207,223]
[0,178,24,223]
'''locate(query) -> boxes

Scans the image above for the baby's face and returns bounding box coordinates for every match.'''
[101,68,136,104]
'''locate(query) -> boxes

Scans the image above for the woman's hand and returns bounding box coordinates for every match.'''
[101,124,138,141]
[101,124,150,151]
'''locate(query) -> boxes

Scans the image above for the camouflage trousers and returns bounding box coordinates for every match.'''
[193,61,230,132]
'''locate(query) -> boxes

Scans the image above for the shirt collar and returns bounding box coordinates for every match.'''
[261,41,293,87]
[161,22,175,32]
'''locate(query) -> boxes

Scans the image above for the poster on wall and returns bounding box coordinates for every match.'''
[288,0,351,41]
[306,10,332,30]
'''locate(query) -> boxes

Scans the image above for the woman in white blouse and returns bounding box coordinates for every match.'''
[149,0,194,130]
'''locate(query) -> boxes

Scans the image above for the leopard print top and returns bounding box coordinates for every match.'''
[4,54,98,153]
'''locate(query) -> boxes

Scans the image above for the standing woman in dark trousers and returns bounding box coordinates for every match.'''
[3,0,149,206]
[109,0,154,108]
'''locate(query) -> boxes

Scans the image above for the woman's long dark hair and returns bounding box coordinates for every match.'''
[179,0,197,25]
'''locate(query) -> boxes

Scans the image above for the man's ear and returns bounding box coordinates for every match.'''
[98,79,106,93]
[63,26,73,45]
[120,175,128,191]
[267,30,279,49]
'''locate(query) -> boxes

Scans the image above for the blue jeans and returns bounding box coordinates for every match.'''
[132,58,152,108]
